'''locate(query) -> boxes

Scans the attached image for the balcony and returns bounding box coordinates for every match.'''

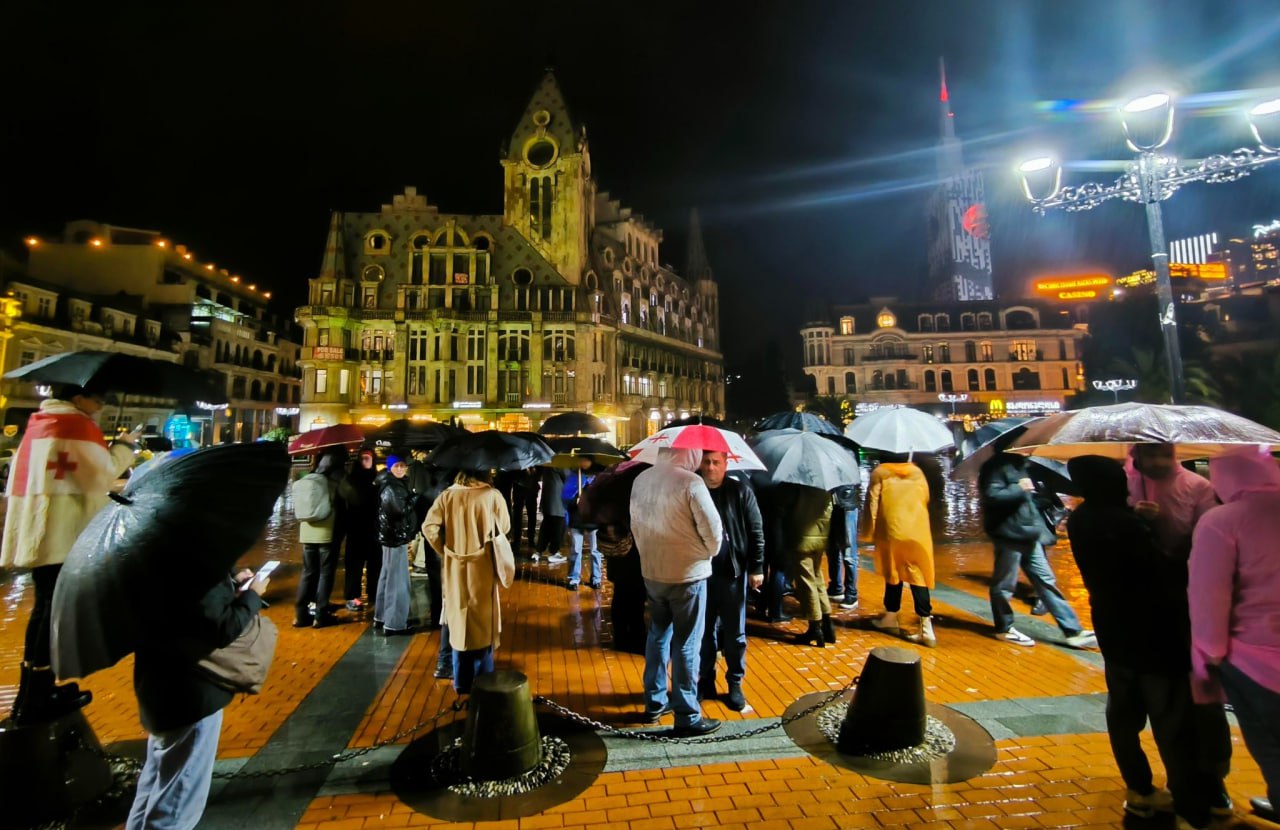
[859,353,919,363]
[866,382,920,392]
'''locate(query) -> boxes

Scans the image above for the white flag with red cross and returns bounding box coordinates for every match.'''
[6,411,115,498]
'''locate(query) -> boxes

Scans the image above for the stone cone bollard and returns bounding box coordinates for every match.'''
[461,670,542,780]
[0,710,113,827]
[837,646,926,755]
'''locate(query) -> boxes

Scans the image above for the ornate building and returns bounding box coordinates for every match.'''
[801,299,1087,418]
[295,73,724,446]
[16,222,302,443]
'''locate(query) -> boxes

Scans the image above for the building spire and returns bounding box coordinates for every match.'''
[936,57,964,177]
[318,211,346,280]
[685,209,712,281]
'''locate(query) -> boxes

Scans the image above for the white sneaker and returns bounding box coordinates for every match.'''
[547,553,568,565]
[1124,787,1174,818]
[530,553,541,562]
[871,611,899,632]
[839,598,859,611]
[1064,629,1098,649]
[999,627,1036,647]
[913,616,937,648]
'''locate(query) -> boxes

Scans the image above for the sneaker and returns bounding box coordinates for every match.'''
[1251,797,1278,822]
[433,666,453,680]
[1064,629,1098,649]
[567,581,580,591]
[724,683,747,712]
[530,553,541,562]
[672,717,722,737]
[345,599,365,612]
[999,627,1036,647]
[827,587,844,599]
[547,553,568,565]
[589,580,601,590]
[839,597,859,610]
[1030,599,1048,615]
[640,704,672,725]
[1124,787,1175,818]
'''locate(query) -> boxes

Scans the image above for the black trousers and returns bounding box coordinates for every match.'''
[296,543,336,618]
[1104,664,1218,827]
[511,492,538,548]
[423,537,443,626]
[343,531,382,606]
[883,582,932,617]
[537,515,566,554]
[24,565,61,667]
[607,551,646,653]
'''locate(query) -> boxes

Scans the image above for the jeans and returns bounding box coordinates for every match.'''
[568,529,602,585]
[452,646,494,694]
[990,540,1081,635]
[343,531,381,605]
[643,578,707,727]
[884,582,932,617]
[765,560,789,619]
[437,624,454,673]
[126,709,223,830]
[24,565,59,666]
[296,543,336,619]
[376,544,410,631]
[1105,664,1216,826]
[700,573,747,685]
[826,508,859,601]
[1221,661,1280,805]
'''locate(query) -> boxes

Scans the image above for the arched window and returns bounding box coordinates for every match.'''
[924,370,937,392]
[844,371,856,394]
[935,314,950,332]
[965,340,977,362]
[977,312,994,330]
[940,370,954,392]
[967,369,980,391]
[918,314,934,332]
[1013,367,1041,390]
[961,313,976,331]
[1005,309,1038,330]
[872,370,884,390]
[252,350,264,370]
[984,368,997,390]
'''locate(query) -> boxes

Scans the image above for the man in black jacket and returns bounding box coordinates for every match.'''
[1066,455,1223,830]
[979,451,1094,649]
[696,450,765,711]
[130,569,268,828]
[375,456,418,635]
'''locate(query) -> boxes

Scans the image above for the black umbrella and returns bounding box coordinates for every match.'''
[545,436,627,469]
[364,420,465,452]
[5,350,222,401]
[754,411,841,435]
[426,430,555,472]
[952,418,1077,496]
[537,412,608,436]
[664,414,727,429]
[51,443,291,679]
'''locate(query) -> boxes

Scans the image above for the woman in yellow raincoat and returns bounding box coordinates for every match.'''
[862,455,937,647]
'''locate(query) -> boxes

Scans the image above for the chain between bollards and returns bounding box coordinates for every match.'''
[534,674,860,744]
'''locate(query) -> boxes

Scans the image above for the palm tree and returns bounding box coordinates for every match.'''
[803,395,849,428]
[1215,351,1280,429]
[1107,347,1220,406]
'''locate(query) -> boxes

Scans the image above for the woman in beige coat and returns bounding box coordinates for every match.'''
[422,470,513,693]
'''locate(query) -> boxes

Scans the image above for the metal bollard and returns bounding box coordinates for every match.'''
[461,670,542,780]
[837,646,926,755]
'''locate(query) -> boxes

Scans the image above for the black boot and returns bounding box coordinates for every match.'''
[13,664,92,726]
[820,614,836,644]
[792,621,825,647]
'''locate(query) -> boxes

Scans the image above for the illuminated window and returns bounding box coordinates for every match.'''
[839,315,854,336]
[315,369,328,394]
[876,308,897,328]
[1011,340,1037,361]
[338,369,349,395]
[923,345,934,364]
[980,342,994,362]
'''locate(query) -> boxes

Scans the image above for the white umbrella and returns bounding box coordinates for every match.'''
[749,429,861,491]
[628,424,766,471]
[844,407,954,456]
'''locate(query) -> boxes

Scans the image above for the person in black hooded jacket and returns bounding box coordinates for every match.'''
[342,449,382,612]
[374,456,417,635]
[1066,455,1224,828]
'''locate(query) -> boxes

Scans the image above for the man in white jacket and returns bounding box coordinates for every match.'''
[630,447,724,735]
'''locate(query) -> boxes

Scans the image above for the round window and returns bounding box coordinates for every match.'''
[525,139,557,168]
[585,271,598,291]
[532,110,551,127]
[473,235,491,251]
[412,234,430,250]
[512,267,533,286]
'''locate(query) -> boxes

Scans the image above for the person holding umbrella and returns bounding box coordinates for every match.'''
[375,456,418,636]
[2,383,136,724]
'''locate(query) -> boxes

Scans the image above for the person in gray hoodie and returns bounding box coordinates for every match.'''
[630,448,724,736]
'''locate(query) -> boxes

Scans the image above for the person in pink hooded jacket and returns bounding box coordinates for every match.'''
[1190,446,1280,824]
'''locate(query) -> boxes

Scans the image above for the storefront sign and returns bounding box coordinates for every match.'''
[1004,400,1062,413]
[313,346,344,360]
[452,401,483,409]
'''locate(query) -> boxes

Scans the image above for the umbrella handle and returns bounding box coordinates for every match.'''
[109,493,134,506]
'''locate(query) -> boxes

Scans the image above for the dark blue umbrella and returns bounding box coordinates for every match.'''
[952,418,1076,495]
[52,443,291,679]
[754,411,841,435]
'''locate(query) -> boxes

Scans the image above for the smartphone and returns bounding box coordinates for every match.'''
[240,560,281,591]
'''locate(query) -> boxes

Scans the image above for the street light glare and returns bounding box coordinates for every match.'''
[1123,92,1172,113]
[1249,98,1280,117]
[1018,156,1054,173]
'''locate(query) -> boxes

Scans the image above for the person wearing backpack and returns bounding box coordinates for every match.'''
[293,451,346,628]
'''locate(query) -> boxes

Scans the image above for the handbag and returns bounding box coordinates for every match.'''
[597,528,634,558]
[196,614,278,695]
[491,531,515,588]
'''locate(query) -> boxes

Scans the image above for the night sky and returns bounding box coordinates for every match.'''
[3,1,1279,373]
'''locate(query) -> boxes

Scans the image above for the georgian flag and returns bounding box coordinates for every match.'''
[7,411,114,498]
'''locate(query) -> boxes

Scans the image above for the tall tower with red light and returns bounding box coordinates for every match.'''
[926,59,994,301]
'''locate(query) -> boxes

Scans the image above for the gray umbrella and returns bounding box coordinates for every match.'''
[754,411,842,435]
[749,428,861,491]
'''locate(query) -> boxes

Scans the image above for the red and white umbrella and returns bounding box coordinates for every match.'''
[628,424,766,471]
[287,424,365,455]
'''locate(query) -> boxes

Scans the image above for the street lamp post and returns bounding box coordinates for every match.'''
[1092,378,1138,405]
[1018,92,1280,404]
[938,392,968,417]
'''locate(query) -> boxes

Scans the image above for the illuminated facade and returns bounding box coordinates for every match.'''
[295,73,724,446]
[19,222,302,442]
[925,61,994,302]
[801,299,1087,416]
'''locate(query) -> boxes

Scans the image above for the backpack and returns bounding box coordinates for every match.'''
[292,473,333,522]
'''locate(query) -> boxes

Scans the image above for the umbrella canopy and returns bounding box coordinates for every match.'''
[628,424,767,471]
[844,407,955,455]
[287,424,365,455]
[664,414,728,429]
[537,412,609,436]
[51,443,291,679]
[5,350,222,401]
[577,459,651,528]
[952,418,1077,495]
[749,428,861,491]
[545,436,627,469]
[426,429,554,472]
[364,420,464,452]
[1004,402,1280,461]
[754,411,842,435]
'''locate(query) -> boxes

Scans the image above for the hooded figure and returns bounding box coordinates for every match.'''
[1190,448,1280,819]
[422,470,512,693]
[863,457,938,645]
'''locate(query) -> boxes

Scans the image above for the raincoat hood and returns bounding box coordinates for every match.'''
[658,447,702,473]
[315,452,343,478]
[877,461,923,479]
[1068,455,1129,506]
[1207,446,1280,504]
